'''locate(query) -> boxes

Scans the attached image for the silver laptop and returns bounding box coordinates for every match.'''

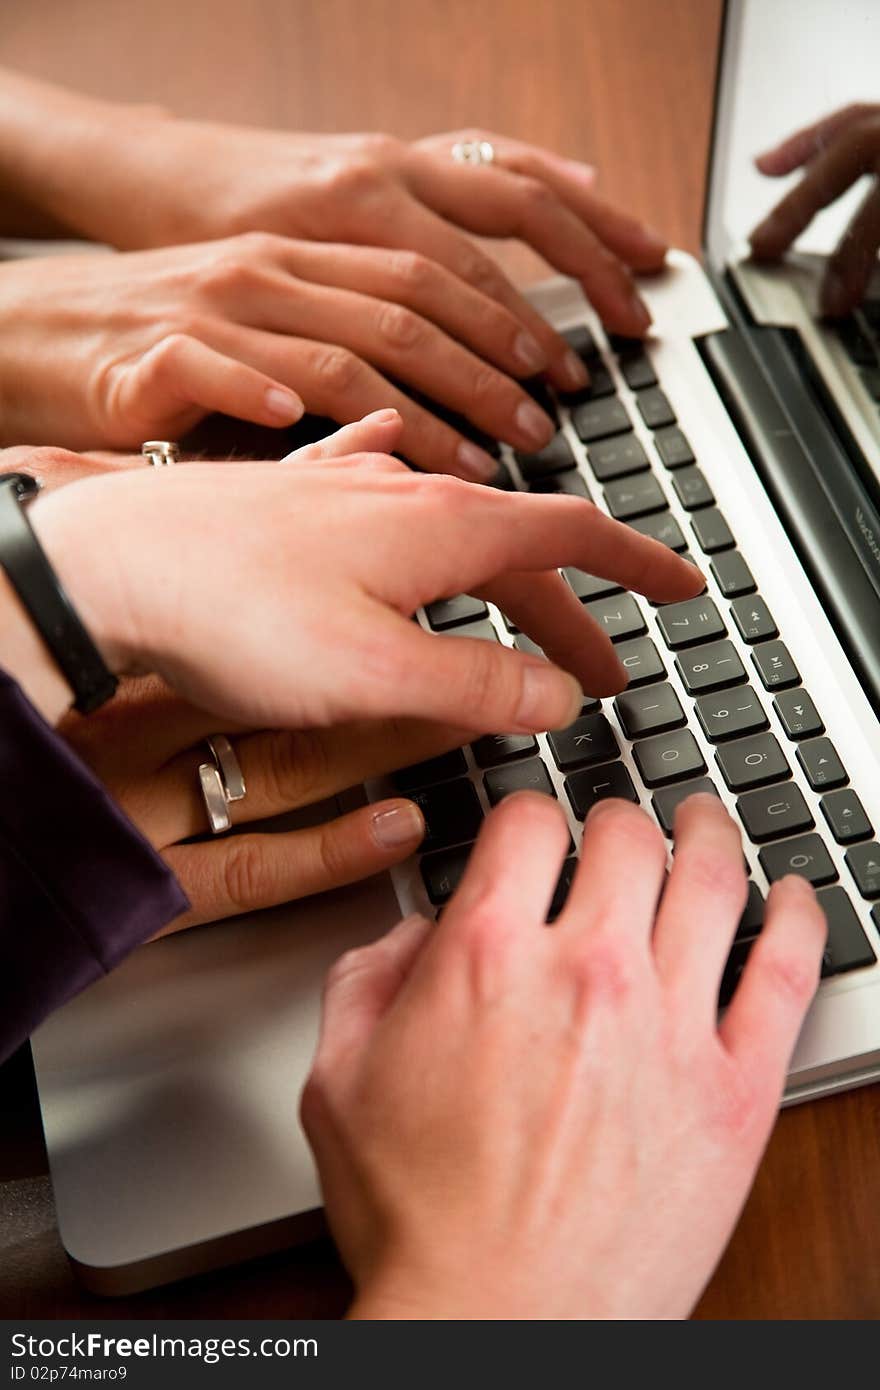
[31,0,880,1295]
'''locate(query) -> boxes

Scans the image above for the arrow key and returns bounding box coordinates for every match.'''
[796,737,847,790]
[845,842,880,899]
[821,789,873,844]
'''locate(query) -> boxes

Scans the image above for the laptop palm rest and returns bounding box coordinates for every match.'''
[30,853,401,1295]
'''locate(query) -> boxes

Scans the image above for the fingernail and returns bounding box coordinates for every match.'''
[560,349,590,389]
[366,408,401,425]
[562,157,597,185]
[264,386,304,423]
[513,331,549,374]
[515,398,555,448]
[456,439,499,482]
[371,801,425,850]
[821,269,849,318]
[516,664,582,730]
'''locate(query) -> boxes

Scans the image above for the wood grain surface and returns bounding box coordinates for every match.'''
[2,0,879,1321]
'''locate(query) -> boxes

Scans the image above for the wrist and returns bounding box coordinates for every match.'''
[0,565,73,725]
[27,478,139,680]
[0,68,173,244]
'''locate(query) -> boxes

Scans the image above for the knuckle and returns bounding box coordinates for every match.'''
[234,229,285,261]
[325,943,374,992]
[387,248,433,294]
[756,942,820,1007]
[329,157,384,202]
[260,729,329,807]
[375,301,427,351]
[222,836,275,913]
[518,175,557,220]
[310,344,365,394]
[568,935,640,1009]
[678,847,745,901]
[459,248,504,296]
[468,360,505,408]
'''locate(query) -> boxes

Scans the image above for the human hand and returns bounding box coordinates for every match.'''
[301,792,826,1320]
[0,235,593,476]
[16,85,666,340]
[750,104,880,316]
[27,434,702,734]
[61,673,469,936]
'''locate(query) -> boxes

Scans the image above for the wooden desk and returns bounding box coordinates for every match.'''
[2,0,879,1320]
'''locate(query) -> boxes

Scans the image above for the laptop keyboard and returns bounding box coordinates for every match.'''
[389,321,879,1008]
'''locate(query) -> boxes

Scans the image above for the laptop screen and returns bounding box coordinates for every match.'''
[706,0,879,271]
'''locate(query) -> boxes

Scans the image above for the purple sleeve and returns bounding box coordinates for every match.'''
[0,668,188,1061]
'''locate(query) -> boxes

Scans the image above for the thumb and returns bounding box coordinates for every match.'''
[361,612,583,734]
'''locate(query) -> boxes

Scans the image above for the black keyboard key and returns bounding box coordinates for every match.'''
[736,881,765,940]
[585,593,646,642]
[691,507,735,553]
[563,324,597,361]
[627,511,687,552]
[561,361,615,402]
[586,432,649,481]
[821,789,873,845]
[730,595,778,644]
[604,473,667,520]
[426,595,487,630]
[760,834,838,887]
[720,940,752,1006]
[393,748,468,791]
[484,757,556,805]
[420,844,472,905]
[845,842,880,898]
[736,783,813,843]
[521,375,558,423]
[564,567,622,601]
[860,365,880,401]
[614,682,685,739]
[671,467,715,511]
[773,688,824,740]
[633,729,706,787]
[486,460,515,490]
[751,640,800,690]
[616,636,666,687]
[657,596,725,649]
[620,350,657,391]
[654,426,695,469]
[571,396,632,443]
[651,777,720,835]
[816,887,877,976]
[716,733,790,792]
[471,733,538,768]
[695,686,768,742]
[873,903,880,932]
[412,779,483,852]
[565,761,638,819]
[676,640,746,694]
[515,432,575,479]
[636,387,676,429]
[547,858,578,922]
[529,469,590,498]
[797,738,848,790]
[710,551,756,598]
[548,713,619,771]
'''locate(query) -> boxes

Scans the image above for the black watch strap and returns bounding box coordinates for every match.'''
[0,474,118,714]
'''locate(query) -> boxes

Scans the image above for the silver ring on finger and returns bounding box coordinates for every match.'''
[198,734,247,835]
[142,440,180,467]
[451,139,496,166]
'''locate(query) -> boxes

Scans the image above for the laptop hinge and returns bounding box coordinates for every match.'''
[698,325,880,717]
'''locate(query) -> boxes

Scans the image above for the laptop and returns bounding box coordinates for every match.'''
[30,0,880,1295]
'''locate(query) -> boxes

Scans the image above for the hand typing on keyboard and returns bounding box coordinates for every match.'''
[750,103,880,317]
[302,790,826,1320]
[23,413,704,737]
[0,68,667,478]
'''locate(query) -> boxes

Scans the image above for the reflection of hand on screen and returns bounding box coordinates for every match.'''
[749,103,880,316]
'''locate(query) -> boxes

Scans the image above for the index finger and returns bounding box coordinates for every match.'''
[395,483,705,611]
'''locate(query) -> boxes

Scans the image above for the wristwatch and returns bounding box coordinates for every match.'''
[0,472,118,713]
